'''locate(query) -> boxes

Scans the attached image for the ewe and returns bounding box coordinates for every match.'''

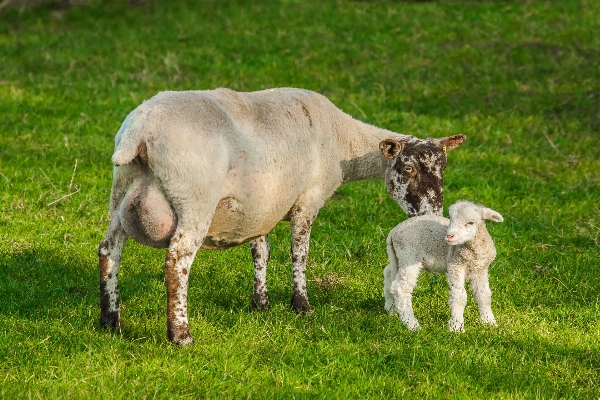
[384,201,503,332]
[99,87,465,345]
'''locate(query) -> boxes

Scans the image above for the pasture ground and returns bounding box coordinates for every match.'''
[0,0,599,398]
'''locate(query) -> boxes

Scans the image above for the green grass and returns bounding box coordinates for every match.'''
[1,0,599,398]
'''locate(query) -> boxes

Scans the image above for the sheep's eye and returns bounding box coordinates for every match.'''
[404,166,413,173]
[466,221,475,226]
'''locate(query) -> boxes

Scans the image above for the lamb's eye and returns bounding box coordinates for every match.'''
[404,166,413,173]
[466,222,475,226]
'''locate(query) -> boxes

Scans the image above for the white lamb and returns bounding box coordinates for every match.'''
[383,201,503,332]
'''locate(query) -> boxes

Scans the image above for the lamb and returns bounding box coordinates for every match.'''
[98,87,466,345]
[383,201,503,332]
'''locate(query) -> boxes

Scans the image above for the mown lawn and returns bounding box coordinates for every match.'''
[0,0,599,398]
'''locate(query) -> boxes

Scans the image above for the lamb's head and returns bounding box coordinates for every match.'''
[379,135,466,217]
[445,201,503,245]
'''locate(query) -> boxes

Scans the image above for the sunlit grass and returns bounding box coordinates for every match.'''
[0,0,599,398]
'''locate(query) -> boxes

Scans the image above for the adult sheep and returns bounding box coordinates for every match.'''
[98,87,465,345]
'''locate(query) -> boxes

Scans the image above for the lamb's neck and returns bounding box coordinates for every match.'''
[450,226,495,265]
[339,118,408,184]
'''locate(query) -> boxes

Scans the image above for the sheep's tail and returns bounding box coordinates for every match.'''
[111,111,148,167]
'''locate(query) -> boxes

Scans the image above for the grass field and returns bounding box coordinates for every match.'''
[1,0,599,398]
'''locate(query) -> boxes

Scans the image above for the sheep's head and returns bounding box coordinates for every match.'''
[445,201,503,245]
[379,135,466,217]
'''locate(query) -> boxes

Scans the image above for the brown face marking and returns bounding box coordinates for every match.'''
[385,141,447,217]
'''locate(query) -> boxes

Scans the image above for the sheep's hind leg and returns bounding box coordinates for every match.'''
[390,262,422,331]
[98,218,128,328]
[469,271,496,326]
[164,229,205,346]
[289,205,317,314]
[250,234,270,311]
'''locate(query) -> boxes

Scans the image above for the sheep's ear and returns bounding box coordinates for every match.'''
[379,139,404,159]
[429,135,466,152]
[482,207,503,223]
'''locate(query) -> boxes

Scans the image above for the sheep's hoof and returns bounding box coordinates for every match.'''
[167,323,194,346]
[100,312,122,329]
[291,295,313,314]
[168,331,194,346]
[251,293,269,311]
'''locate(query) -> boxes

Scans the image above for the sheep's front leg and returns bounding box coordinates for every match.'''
[164,232,201,346]
[469,270,496,326]
[250,234,270,311]
[98,219,128,328]
[289,206,317,313]
[389,262,422,331]
[447,264,467,332]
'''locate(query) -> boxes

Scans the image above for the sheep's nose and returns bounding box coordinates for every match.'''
[446,234,454,241]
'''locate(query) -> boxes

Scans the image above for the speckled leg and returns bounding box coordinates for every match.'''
[164,230,203,346]
[469,271,496,326]
[250,234,270,311]
[289,206,317,314]
[447,265,467,332]
[98,218,128,328]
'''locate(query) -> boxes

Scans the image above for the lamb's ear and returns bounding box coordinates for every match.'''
[429,134,466,152]
[481,207,503,223]
[379,139,404,159]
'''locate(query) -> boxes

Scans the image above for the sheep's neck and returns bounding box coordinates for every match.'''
[339,118,407,184]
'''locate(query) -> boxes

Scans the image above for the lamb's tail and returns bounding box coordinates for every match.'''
[111,111,148,167]
[385,237,399,272]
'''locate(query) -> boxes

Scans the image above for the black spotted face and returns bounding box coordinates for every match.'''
[384,141,447,217]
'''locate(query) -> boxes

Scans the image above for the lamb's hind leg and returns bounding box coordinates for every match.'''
[98,218,128,328]
[289,205,317,313]
[390,262,422,331]
[250,234,270,311]
[469,270,496,326]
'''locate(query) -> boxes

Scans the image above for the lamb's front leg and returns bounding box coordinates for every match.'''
[469,270,496,326]
[250,234,270,311]
[164,232,202,346]
[447,264,467,332]
[98,218,128,328]
[289,206,317,313]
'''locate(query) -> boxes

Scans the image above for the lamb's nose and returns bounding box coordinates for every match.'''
[446,234,454,241]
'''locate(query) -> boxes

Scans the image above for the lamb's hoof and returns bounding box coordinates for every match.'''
[251,293,269,311]
[449,321,465,333]
[404,321,422,332]
[384,302,393,313]
[291,295,313,314]
[100,312,122,329]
